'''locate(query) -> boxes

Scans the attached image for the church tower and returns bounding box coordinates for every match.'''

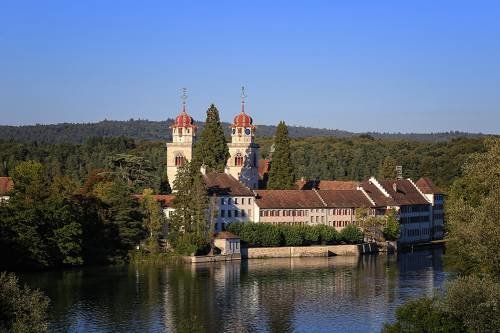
[226,87,260,189]
[166,89,196,190]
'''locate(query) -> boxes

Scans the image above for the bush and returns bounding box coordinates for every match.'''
[0,272,49,333]
[302,225,320,245]
[340,224,364,244]
[258,224,282,247]
[169,233,209,256]
[281,225,304,246]
[226,223,359,247]
[382,297,464,333]
[316,224,339,244]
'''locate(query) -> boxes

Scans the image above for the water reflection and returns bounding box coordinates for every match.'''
[22,247,447,333]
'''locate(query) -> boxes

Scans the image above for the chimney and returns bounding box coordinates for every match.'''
[396,165,403,180]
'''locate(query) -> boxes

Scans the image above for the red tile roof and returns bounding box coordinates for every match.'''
[204,173,254,197]
[378,179,430,206]
[255,190,325,209]
[359,180,395,206]
[215,231,240,239]
[317,190,373,208]
[0,177,14,196]
[415,177,443,194]
[296,179,359,190]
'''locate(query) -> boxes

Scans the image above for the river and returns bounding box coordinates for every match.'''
[22,247,447,333]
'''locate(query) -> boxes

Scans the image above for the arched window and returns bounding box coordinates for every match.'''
[175,154,185,167]
[235,153,243,166]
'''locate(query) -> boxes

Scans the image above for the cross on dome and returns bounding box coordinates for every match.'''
[171,88,196,128]
[232,86,255,128]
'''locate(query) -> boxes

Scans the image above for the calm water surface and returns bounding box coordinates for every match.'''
[22,247,447,333]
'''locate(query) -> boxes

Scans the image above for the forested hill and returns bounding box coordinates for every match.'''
[0,119,484,143]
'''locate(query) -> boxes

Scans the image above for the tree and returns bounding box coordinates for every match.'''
[105,154,158,192]
[0,272,49,333]
[383,137,500,332]
[192,104,230,172]
[168,162,210,255]
[141,188,164,253]
[445,136,500,277]
[159,170,172,194]
[378,156,397,179]
[339,224,364,244]
[267,121,295,189]
[382,297,464,333]
[382,209,400,241]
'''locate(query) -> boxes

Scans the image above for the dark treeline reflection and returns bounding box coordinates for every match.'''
[21,248,447,333]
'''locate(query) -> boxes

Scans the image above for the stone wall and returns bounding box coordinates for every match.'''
[242,243,378,259]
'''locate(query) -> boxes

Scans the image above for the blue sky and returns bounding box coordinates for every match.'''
[0,1,499,133]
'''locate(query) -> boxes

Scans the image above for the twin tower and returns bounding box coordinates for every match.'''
[166,91,260,190]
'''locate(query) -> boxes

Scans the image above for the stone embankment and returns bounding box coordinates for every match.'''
[241,243,378,259]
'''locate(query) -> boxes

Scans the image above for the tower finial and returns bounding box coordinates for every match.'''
[241,86,246,113]
[181,88,188,112]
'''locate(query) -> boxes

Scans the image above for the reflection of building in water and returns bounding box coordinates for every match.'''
[160,251,444,332]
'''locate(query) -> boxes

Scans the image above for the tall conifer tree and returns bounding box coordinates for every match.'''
[192,104,230,172]
[267,121,295,189]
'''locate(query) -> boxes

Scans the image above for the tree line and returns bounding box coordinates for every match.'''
[0,119,484,144]
[0,135,489,192]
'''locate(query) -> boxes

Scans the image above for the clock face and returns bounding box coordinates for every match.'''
[245,128,251,135]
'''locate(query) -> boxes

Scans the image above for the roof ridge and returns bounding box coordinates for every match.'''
[312,188,327,207]
[406,178,431,203]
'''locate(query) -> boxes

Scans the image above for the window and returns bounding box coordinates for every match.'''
[221,210,225,217]
[234,198,238,204]
[228,210,232,218]
[241,209,246,217]
[175,154,185,167]
[241,198,245,205]
[228,198,232,205]
[234,210,239,217]
[235,153,244,166]
[248,209,252,217]
[221,198,225,205]
[248,198,252,205]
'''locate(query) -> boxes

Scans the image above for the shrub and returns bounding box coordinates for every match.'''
[282,225,304,246]
[258,224,282,247]
[302,225,320,245]
[340,224,364,244]
[170,233,209,256]
[0,272,49,333]
[239,223,260,247]
[224,223,347,247]
[316,224,339,244]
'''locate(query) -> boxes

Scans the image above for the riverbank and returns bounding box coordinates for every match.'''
[184,243,378,263]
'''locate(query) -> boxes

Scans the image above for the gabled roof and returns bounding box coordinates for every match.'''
[204,173,254,197]
[255,190,325,209]
[296,179,359,190]
[359,180,395,206]
[415,177,443,194]
[378,179,430,205]
[317,190,373,208]
[0,177,14,196]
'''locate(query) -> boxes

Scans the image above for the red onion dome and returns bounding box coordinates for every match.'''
[171,110,195,128]
[232,111,254,128]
